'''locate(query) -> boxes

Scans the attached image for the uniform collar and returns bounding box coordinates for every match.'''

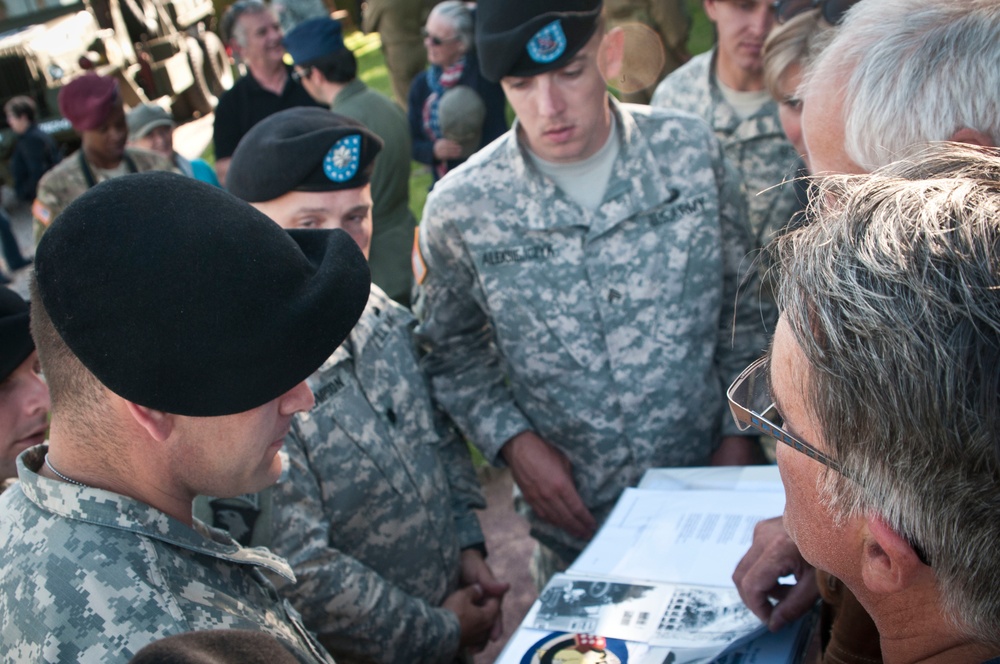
[14,444,296,581]
[503,97,680,233]
[701,49,785,140]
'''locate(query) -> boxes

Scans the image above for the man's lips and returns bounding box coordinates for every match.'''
[543,126,574,143]
[12,429,45,450]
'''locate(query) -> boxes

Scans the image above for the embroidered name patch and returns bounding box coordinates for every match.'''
[651,195,707,226]
[482,243,557,266]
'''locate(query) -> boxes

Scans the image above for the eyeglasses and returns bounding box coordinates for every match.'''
[727,355,933,567]
[290,66,312,82]
[771,0,861,25]
[727,356,846,475]
[421,27,459,47]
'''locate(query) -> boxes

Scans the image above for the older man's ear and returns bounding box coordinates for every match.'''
[860,515,931,597]
[949,128,995,149]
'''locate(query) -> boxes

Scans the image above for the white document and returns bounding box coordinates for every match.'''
[571,488,786,588]
[638,466,783,493]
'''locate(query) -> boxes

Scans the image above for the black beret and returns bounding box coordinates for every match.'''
[476,0,602,83]
[34,172,371,417]
[0,286,33,383]
[227,108,384,203]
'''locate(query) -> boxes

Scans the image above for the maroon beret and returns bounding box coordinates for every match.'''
[58,74,121,131]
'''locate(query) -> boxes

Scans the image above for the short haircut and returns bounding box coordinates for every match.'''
[761,9,833,101]
[306,47,357,83]
[28,279,116,437]
[4,95,36,123]
[806,0,1000,170]
[429,0,474,51]
[774,143,1000,645]
[221,0,272,47]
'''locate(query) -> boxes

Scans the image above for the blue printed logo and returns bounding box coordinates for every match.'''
[526,20,566,64]
[323,135,361,183]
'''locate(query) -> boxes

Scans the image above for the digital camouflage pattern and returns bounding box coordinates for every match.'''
[416,100,766,557]
[270,285,485,664]
[0,446,333,664]
[651,50,801,251]
[32,148,175,244]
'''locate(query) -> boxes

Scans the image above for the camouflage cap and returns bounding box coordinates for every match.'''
[475,0,602,82]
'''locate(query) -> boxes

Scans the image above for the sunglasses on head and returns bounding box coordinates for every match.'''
[771,0,861,25]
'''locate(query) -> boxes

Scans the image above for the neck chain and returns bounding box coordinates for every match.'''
[44,454,88,488]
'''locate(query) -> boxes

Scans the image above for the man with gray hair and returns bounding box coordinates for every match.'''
[733,1,1000,659]
[729,142,1000,663]
[213,0,320,185]
[801,0,999,175]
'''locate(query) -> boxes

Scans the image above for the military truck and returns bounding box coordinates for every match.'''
[0,0,232,180]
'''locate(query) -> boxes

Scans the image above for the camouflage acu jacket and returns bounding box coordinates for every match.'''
[32,148,176,244]
[270,285,485,664]
[651,49,801,250]
[416,100,766,556]
[0,446,332,664]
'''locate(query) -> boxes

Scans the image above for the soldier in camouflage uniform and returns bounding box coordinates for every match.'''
[416,0,766,582]
[0,286,48,489]
[0,172,371,662]
[225,108,505,663]
[32,74,174,244]
[651,0,800,320]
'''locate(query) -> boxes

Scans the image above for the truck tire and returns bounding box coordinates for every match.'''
[179,35,215,118]
[200,31,234,97]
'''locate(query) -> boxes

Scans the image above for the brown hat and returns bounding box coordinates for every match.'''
[128,630,301,664]
[58,74,121,131]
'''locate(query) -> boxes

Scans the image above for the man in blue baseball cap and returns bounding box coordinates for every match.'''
[284,16,418,307]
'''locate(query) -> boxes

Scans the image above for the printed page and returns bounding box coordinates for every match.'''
[570,488,786,587]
